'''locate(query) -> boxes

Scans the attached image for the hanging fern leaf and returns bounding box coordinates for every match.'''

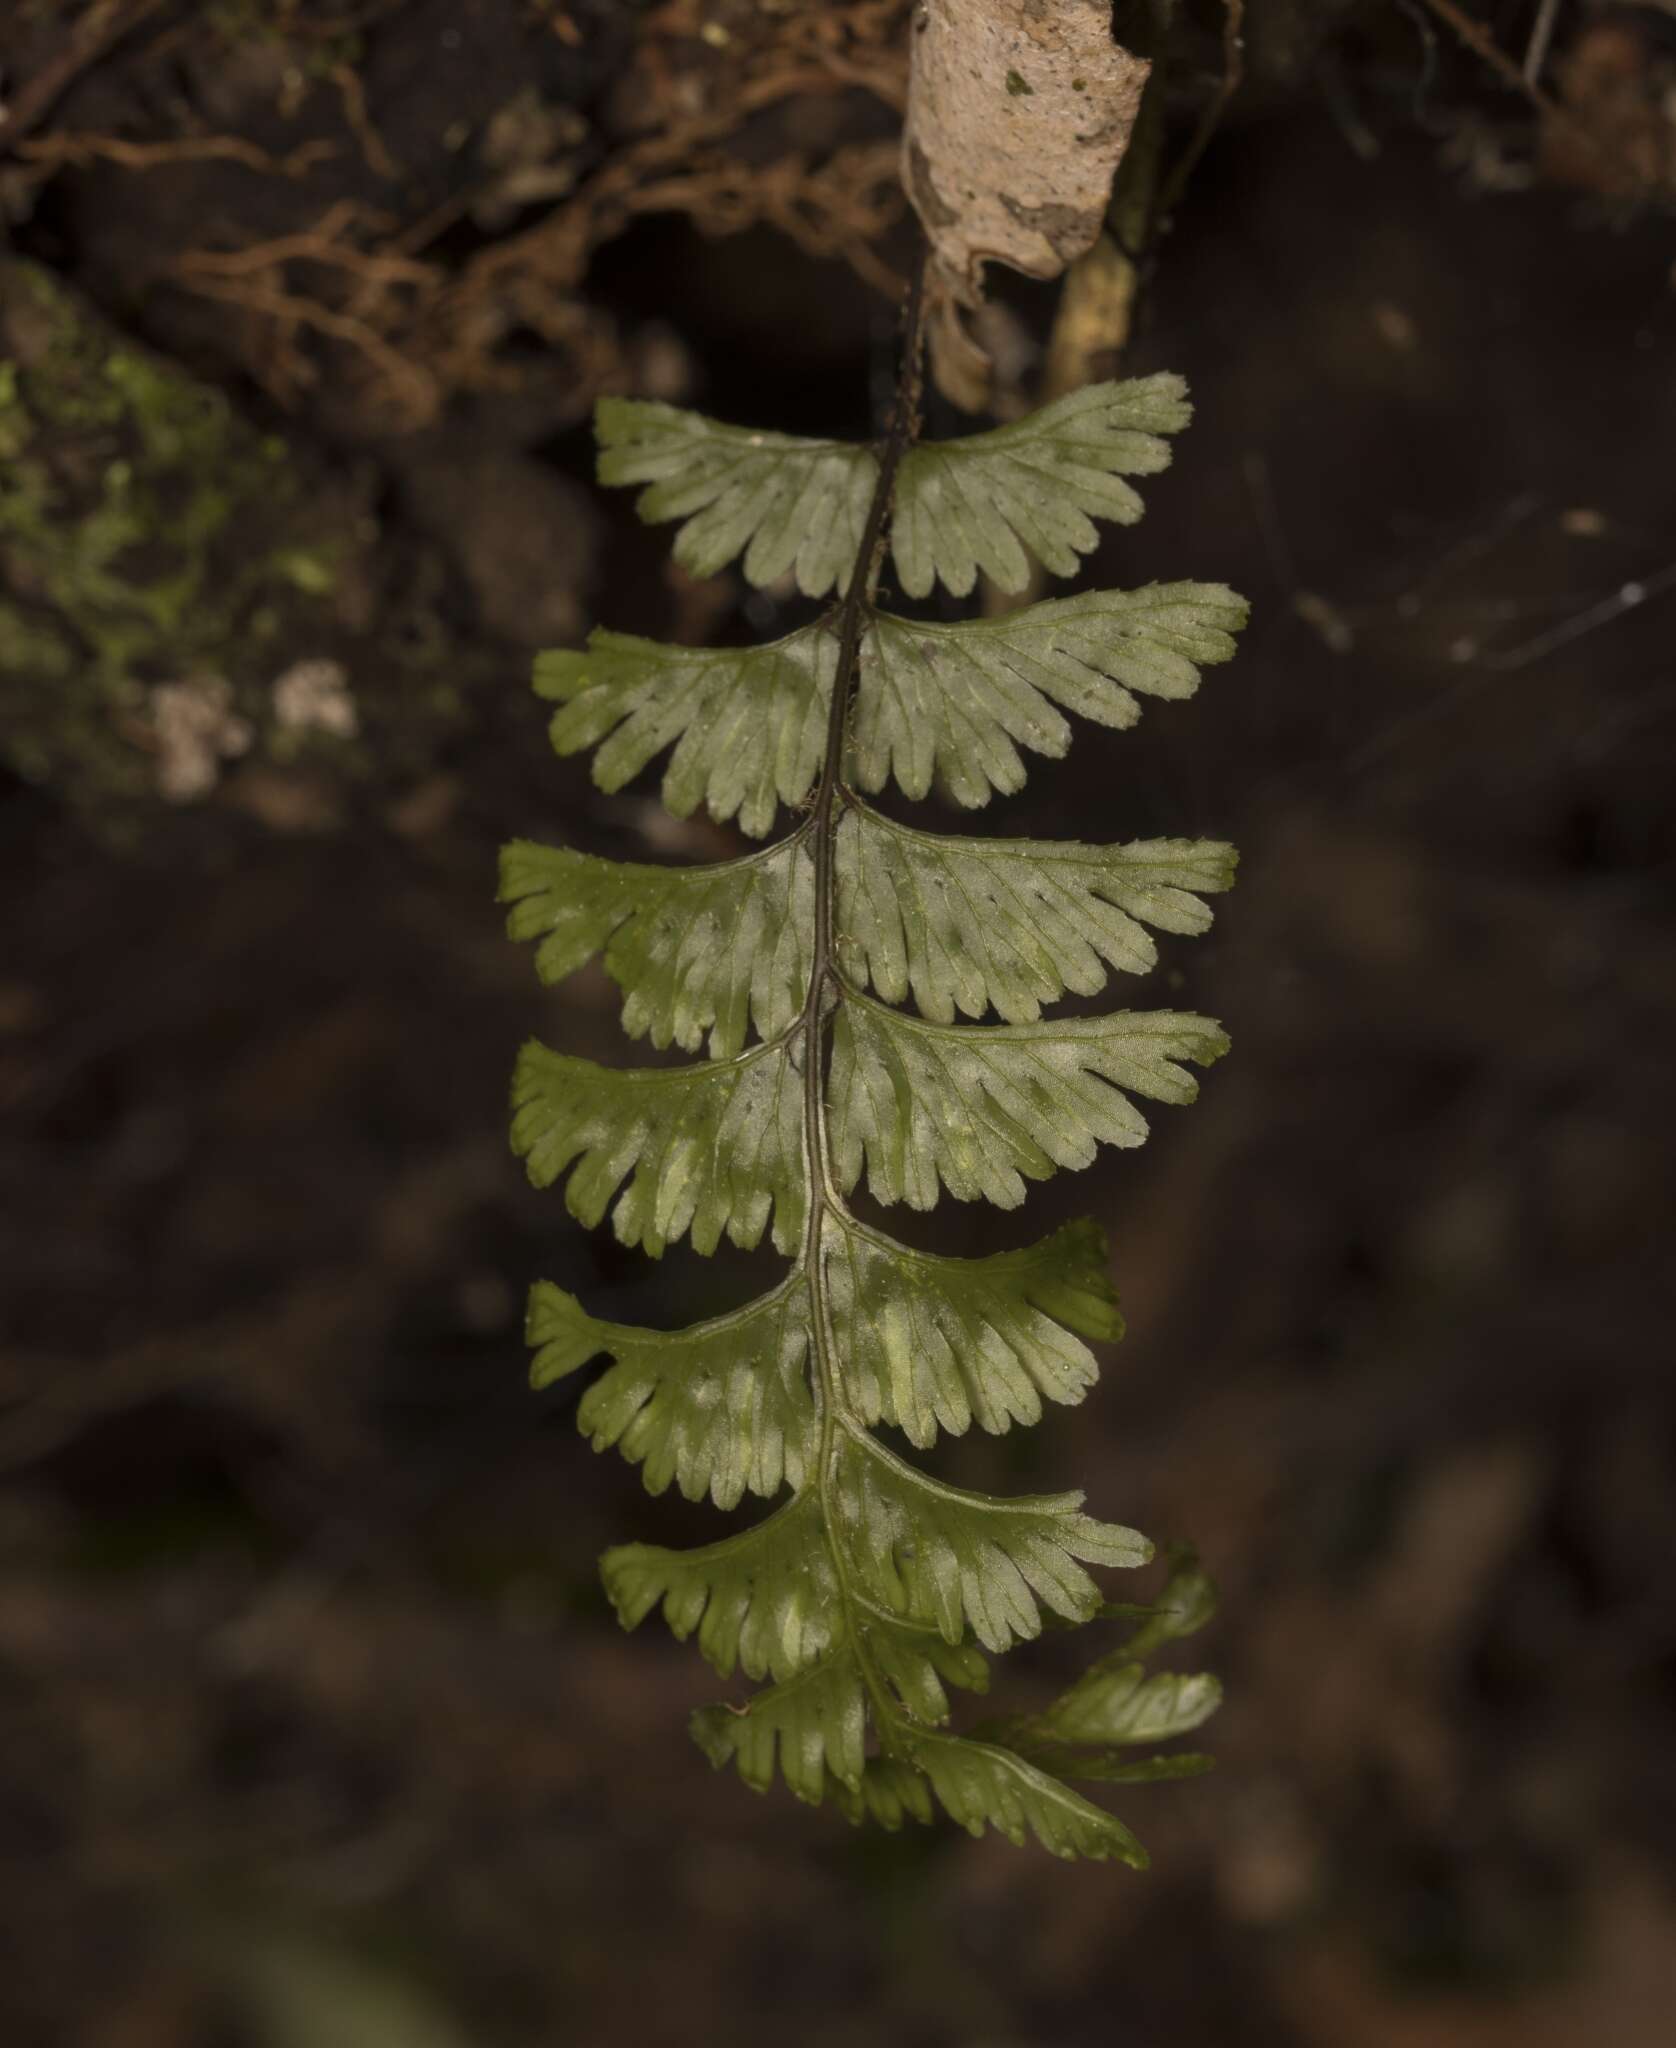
[505,258,1245,1859]
[983,1550,1224,1789]
[852,584,1246,807]
[827,1754,938,1830]
[691,1647,871,1802]
[535,628,835,839]
[889,374,1191,598]
[691,1615,989,1804]
[822,1730,1175,1848]
[596,374,1192,602]
[535,584,1243,835]
[832,1433,1150,1652]
[526,1277,815,1509]
[601,1491,837,1683]
[595,400,877,598]
[1029,1663,1224,1748]
[529,1212,1115,1502]
[864,1610,991,1720]
[901,1729,1150,1864]
[836,807,1237,1023]
[510,1039,805,1255]
[501,836,813,1057]
[830,996,1228,1210]
[825,1216,1121,1445]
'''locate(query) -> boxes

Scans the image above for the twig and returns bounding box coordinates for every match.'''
[329,61,400,180]
[1522,0,1565,89]
[14,130,336,178]
[624,146,904,298]
[178,206,432,287]
[170,268,438,421]
[1419,0,1653,196]
[0,0,172,149]
[1421,0,1555,99]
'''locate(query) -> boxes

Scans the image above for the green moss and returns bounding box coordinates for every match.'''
[0,260,344,813]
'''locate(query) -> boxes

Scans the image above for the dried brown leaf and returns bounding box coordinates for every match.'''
[902,0,1149,407]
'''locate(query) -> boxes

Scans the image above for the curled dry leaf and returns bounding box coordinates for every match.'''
[903,0,1150,409]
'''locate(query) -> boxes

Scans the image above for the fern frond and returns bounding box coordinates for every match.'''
[536,628,834,838]
[984,1550,1223,1788]
[526,1278,814,1509]
[599,376,1190,602]
[595,399,876,598]
[864,1609,991,1719]
[501,837,813,1057]
[853,584,1246,807]
[1117,1549,1220,1657]
[530,1215,1114,1503]
[691,1647,870,1800]
[510,1038,805,1255]
[826,1736,1158,1854]
[508,268,1245,1860]
[513,995,1217,1253]
[536,583,1243,837]
[898,1730,1150,1864]
[837,807,1236,1023]
[826,1216,1120,1446]
[826,1754,937,1830]
[1023,1664,1224,1748]
[603,1426,1141,1670]
[890,374,1190,597]
[819,1571,1218,1843]
[834,1434,1150,1653]
[601,1491,836,1683]
[830,996,1228,1210]
[691,1614,989,1803]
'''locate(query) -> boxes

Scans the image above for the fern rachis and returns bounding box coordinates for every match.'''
[502,256,1245,1861]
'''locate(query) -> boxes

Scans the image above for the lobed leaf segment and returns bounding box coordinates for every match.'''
[503,266,1243,1861]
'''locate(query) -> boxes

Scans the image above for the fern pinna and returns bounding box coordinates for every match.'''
[501,265,1245,1863]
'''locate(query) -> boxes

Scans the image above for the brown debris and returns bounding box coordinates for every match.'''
[1540,16,1676,202]
[146,3,910,430]
[902,0,1149,407]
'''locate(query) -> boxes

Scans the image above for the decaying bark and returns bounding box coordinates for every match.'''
[902,0,1149,408]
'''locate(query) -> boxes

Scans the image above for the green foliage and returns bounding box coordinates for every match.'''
[595,374,1192,599]
[596,401,874,598]
[526,1275,813,1508]
[0,258,342,813]
[534,629,833,838]
[829,999,1227,1209]
[853,585,1245,805]
[980,1551,1223,1792]
[889,377,1190,597]
[837,810,1236,1022]
[502,835,813,1057]
[510,1036,806,1255]
[825,1216,1119,1444]
[533,581,1243,831]
[505,347,1245,1862]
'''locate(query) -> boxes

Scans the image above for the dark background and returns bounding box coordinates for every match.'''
[3,4,1674,2044]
